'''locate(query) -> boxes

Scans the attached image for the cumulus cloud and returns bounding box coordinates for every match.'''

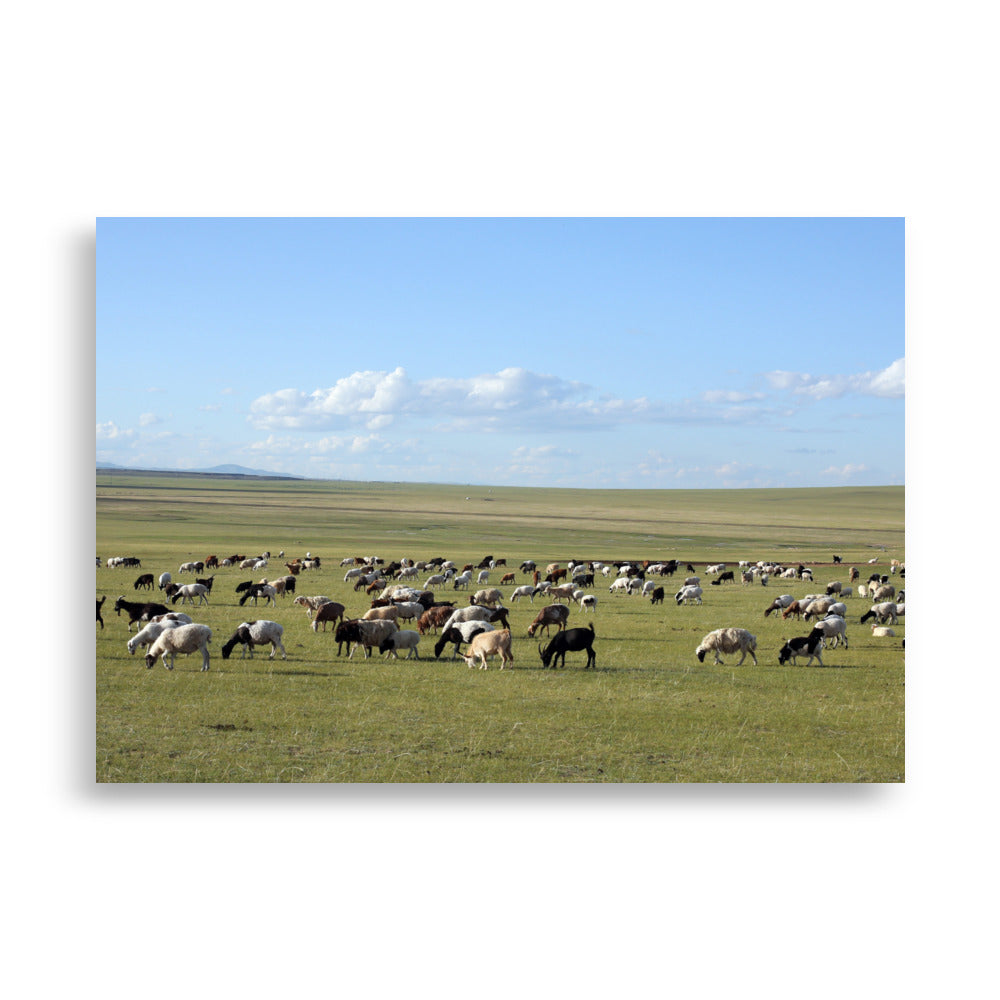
[248,366,762,435]
[139,412,164,426]
[765,358,904,401]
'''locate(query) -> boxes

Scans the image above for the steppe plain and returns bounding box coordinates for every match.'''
[95,474,904,782]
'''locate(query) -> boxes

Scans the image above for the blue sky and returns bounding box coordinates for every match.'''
[97,217,904,488]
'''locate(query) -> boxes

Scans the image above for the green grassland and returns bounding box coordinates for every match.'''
[96,474,904,783]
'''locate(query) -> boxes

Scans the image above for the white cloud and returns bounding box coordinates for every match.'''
[821,463,870,479]
[139,412,164,426]
[765,358,904,401]
[248,366,761,435]
[702,389,765,404]
[96,420,134,441]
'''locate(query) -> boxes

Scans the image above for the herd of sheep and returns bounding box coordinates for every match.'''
[97,552,904,672]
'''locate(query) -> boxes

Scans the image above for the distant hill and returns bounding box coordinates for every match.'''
[96,462,301,480]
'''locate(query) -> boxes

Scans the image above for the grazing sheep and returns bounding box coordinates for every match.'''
[362,605,400,625]
[126,618,186,655]
[417,605,455,635]
[872,584,896,603]
[510,585,536,603]
[674,585,703,605]
[764,595,795,617]
[469,588,504,608]
[579,593,598,613]
[378,630,422,659]
[221,620,286,660]
[334,618,398,659]
[802,598,836,620]
[695,628,758,666]
[390,600,425,625]
[860,602,898,626]
[546,583,578,603]
[144,623,212,671]
[811,614,849,648]
[778,631,824,667]
[149,612,194,625]
[310,601,347,632]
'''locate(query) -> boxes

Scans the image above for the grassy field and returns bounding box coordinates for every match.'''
[96,474,904,782]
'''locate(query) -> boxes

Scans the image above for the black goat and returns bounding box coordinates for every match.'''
[195,576,215,593]
[113,596,169,631]
[711,571,735,585]
[133,574,154,591]
[538,624,596,670]
[650,586,664,605]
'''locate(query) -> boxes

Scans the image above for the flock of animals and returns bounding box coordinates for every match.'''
[97,551,904,673]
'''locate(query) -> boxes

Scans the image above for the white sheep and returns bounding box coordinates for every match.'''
[579,593,598,613]
[811,614,849,648]
[144,624,212,671]
[861,602,898,625]
[675,585,703,605]
[149,612,193,625]
[221,620,286,660]
[871,626,896,637]
[126,618,185,656]
[510,585,536,602]
[695,628,758,665]
[379,629,422,659]
[391,601,425,625]
[158,572,172,590]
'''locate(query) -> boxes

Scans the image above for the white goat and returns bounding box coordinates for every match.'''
[459,629,514,670]
[172,583,209,605]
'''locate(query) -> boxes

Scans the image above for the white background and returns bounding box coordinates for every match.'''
[5,1,993,996]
